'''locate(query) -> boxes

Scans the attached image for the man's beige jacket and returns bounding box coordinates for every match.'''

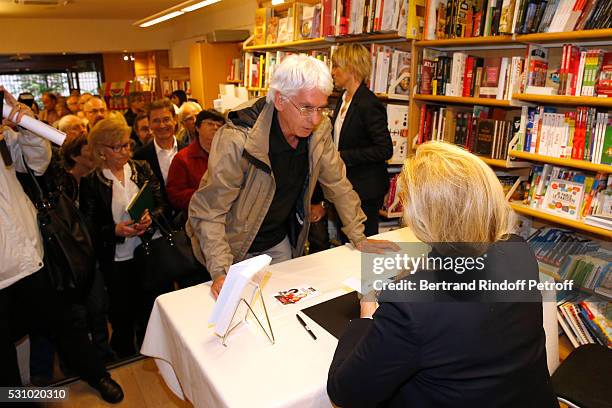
[187,98,366,280]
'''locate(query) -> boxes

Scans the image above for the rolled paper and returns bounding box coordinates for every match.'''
[2,103,66,146]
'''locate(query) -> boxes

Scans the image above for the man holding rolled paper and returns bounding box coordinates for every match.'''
[0,87,124,403]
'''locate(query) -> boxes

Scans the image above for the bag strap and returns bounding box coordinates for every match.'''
[21,153,48,209]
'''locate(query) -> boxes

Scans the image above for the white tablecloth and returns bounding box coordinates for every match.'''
[141,228,418,408]
[141,226,559,407]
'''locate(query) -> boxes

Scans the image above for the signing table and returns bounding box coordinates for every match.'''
[140,228,417,408]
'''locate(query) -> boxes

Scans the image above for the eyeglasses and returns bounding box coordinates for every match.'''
[102,141,132,153]
[286,98,332,117]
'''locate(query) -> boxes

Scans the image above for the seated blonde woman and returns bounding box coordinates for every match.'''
[327,142,558,408]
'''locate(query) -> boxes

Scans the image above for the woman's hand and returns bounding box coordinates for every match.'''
[134,209,152,235]
[115,220,139,238]
[360,290,379,319]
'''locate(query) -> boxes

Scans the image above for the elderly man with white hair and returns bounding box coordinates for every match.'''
[176,101,202,146]
[57,114,87,144]
[188,55,398,298]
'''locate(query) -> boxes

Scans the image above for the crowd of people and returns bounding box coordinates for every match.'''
[1,43,556,407]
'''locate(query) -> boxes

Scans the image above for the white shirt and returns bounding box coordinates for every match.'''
[103,164,141,262]
[334,93,352,147]
[154,137,178,184]
[0,128,51,290]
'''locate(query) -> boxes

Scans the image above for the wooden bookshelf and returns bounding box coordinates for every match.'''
[509,201,612,238]
[508,151,612,173]
[538,261,612,302]
[244,37,328,51]
[415,29,612,49]
[244,33,407,52]
[226,79,242,84]
[513,94,612,108]
[375,93,410,102]
[517,28,612,44]
[336,33,407,44]
[476,156,532,168]
[413,94,513,107]
[415,35,515,48]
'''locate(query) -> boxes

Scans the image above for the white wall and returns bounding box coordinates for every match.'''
[167,0,255,68]
[2,18,173,54]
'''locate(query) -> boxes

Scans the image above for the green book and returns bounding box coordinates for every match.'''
[601,121,612,165]
[127,181,154,221]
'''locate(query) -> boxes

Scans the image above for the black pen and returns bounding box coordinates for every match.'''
[296,314,317,340]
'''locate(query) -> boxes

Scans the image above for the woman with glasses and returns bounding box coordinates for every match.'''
[331,44,394,238]
[79,117,166,358]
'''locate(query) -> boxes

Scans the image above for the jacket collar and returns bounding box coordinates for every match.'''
[227,97,332,172]
[94,160,138,187]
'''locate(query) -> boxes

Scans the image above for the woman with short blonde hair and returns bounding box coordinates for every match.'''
[327,141,557,408]
[329,43,393,238]
[400,141,513,244]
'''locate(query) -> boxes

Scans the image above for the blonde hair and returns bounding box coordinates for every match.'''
[331,44,372,83]
[88,117,131,168]
[399,141,513,245]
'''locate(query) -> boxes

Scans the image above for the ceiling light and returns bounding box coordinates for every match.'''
[271,0,285,5]
[181,0,220,12]
[135,0,221,28]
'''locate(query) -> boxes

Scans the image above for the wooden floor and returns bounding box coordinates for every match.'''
[44,358,191,408]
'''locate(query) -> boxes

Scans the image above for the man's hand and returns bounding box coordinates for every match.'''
[211,275,226,299]
[355,238,400,254]
[360,290,379,319]
[309,203,326,222]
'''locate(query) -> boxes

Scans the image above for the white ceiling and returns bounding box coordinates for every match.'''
[0,0,183,19]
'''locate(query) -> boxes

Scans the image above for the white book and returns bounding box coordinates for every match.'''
[496,57,509,100]
[557,309,581,348]
[510,0,523,34]
[425,0,440,39]
[376,46,392,93]
[387,104,409,162]
[518,106,529,151]
[354,0,365,34]
[209,254,272,336]
[381,0,397,31]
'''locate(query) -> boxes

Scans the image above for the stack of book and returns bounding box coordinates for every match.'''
[417,50,524,100]
[423,0,612,40]
[527,227,600,267]
[558,249,612,296]
[515,106,612,165]
[366,46,411,97]
[243,50,330,89]
[523,165,611,221]
[417,105,518,159]
[557,292,611,348]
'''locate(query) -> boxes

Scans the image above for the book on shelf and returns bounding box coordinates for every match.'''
[382,173,403,214]
[558,248,612,295]
[417,104,515,160]
[422,0,611,40]
[527,227,601,268]
[365,46,411,96]
[387,104,409,162]
[556,291,611,348]
[521,165,611,223]
[516,105,612,165]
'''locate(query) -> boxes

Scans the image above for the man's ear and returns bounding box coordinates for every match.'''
[273,92,285,112]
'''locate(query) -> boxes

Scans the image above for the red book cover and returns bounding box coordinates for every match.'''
[418,104,427,144]
[421,60,434,95]
[339,0,350,36]
[463,56,475,97]
[480,57,502,98]
[595,52,612,96]
[568,46,581,96]
[322,0,334,37]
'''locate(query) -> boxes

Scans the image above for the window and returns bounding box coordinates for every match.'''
[0,71,101,102]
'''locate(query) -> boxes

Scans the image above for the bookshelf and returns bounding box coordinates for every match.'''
[513,94,612,108]
[508,151,612,174]
[413,94,513,107]
[538,261,612,302]
[509,202,612,239]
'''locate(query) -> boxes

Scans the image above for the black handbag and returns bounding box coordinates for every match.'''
[134,215,207,291]
[23,161,96,302]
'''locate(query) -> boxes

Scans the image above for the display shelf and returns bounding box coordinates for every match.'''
[509,202,612,238]
[508,151,612,173]
[244,33,407,52]
[226,79,242,84]
[415,35,514,48]
[513,94,612,108]
[415,29,612,49]
[375,92,410,102]
[476,155,532,168]
[413,94,513,107]
[379,209,403,219]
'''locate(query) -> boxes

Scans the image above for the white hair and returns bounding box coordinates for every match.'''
[266,55,333,103]
[57,114,84,132]
[178,101,202,121]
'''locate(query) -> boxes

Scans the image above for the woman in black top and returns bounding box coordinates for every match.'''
[327,142,559,408]
[330,44,393,237]
[80,117,167,357]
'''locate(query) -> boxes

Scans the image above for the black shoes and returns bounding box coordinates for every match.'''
[88,374,124,404]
